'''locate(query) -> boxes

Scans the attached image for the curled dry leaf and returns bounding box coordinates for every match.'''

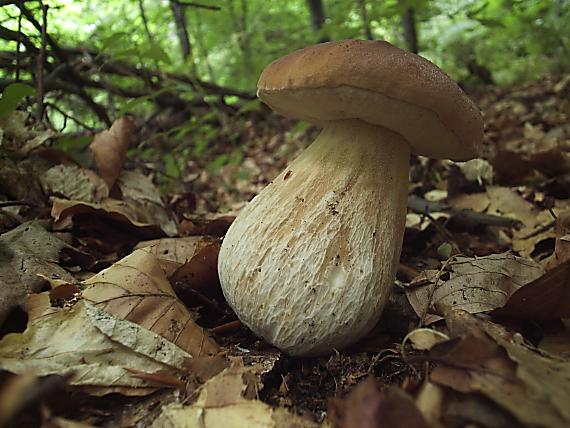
[178,215,235,237]
[82,249,219,357]
[403,328,450,352]
[0,295,193,396]
[51,198,168,253]
[89,117,133,189]
[429,309,570,428]
[406,253,544,324]
[170,240,221,299]
[117,170,177,237]
[152,365,321,428]
[136,236,220,278]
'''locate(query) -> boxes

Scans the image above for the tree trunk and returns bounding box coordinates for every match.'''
[226,0,254,83]
[358,0,373,40]
[399,1,418,53]
[305,0,329,42]
[169,0,192,61]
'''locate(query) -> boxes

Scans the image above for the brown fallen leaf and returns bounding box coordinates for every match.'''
[544,210,570,269]
[491,258,570,320]
[42,164,109,203]
[429,309,570,428]
[539,322,570,358]
[447,192,490,213]
[117,170,177,236]
[151,365,321,427]
[136,236,220,277]
[51,198,167,256]
[89,117,133,189]
[170,240,222,298]
[486,186,555,257]
[178,215,235,237]
[406,253,544,324]
[82,249,219,357]
[0,221,76,325]
[0,372,74,428]
[0,295,193,396]
[414,382,444,427]
[329,377,429,428]
[183,356,229,382]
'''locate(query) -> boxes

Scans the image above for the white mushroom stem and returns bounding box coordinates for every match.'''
[218,119,411,356]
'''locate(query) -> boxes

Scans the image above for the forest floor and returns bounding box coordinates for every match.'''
[0,74,570,427]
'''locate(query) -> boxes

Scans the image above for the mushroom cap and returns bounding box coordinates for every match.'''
[257,40,484,161]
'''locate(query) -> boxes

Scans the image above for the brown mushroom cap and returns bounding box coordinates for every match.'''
[257,40,484,161]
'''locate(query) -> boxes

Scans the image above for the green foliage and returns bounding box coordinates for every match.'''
[1,0,568,173]
[1,0,568,93]
[0,83,35,118]
[425,0,570,84]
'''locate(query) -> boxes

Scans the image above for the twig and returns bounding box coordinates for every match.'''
[519,219,556,240]
[0,208,24,225]
[137,0,154,44]
[15,12,21,81]
[210,319,242,334]
[407,194,521,229]
[177,1,222,11]
[15,1,112,125]
[0,200,36,208]
[36,0,48,121]
[45,102,95,131]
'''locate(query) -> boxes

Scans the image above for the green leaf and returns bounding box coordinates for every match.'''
[207,154,229,172]
[53,135,92,152]
[164,153,181,178]
[141,43,172,65]
[228,149,244,165]
[99,32,129,52]
[0,83,35,118]
[117,95,153,116]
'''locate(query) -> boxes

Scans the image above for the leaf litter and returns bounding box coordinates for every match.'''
[1,74,570,426]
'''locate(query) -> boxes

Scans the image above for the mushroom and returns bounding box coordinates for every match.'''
[218,40,483,356]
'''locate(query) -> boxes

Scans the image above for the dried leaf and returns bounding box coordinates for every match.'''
[136,236,219,277]
[117,170,177,236]
[42,164,109,203]
[51,198,167,253]
[486,186,555,256]
[448,193,490,212]
[89,117,133,189]
[0,221,76,324]
[151,365,320,427]
[170,240,221,298]
[492,258,570,320]
[336,378,429,428]
[82,249,219,357]
[404,328,450,351]
[429,310,570,428]
[0,298,192,396]
[406,253,544,324]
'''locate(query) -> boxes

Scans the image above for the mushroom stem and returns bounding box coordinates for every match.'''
[219,119,411,356]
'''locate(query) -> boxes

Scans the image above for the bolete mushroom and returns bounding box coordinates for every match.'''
[218,40,483,356]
